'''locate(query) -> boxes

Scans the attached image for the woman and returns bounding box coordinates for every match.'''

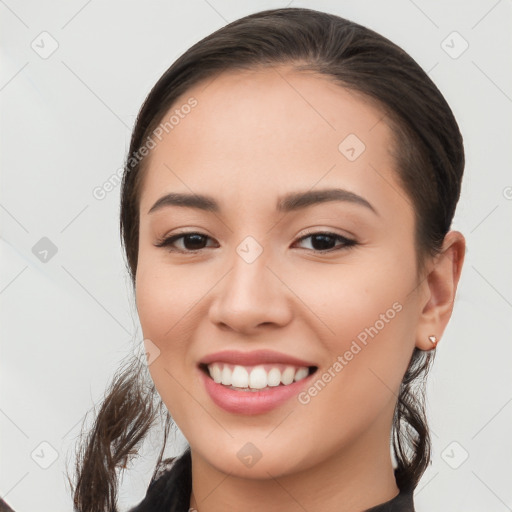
[72,7,465,512]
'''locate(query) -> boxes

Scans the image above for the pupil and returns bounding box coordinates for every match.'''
[312,234,334,250]
[185,234,206,250]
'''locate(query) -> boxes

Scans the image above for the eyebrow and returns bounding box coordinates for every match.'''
[147,188,378,215]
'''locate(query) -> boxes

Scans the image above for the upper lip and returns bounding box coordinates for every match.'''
[199,350,317,368]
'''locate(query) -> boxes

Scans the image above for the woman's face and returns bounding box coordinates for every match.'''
[135,67,429,478]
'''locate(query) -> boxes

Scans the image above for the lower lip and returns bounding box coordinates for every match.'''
[199,368,315,415]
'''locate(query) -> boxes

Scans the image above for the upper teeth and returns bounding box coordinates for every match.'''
[207,363,310,389]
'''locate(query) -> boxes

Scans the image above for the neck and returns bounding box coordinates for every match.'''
[189,411,400,512]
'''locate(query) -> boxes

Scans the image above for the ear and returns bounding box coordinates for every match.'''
[415,230,466,351]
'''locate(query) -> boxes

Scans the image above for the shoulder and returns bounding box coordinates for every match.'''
[128,448,192,512]
[0,498,16,512]
[365,470,415,512]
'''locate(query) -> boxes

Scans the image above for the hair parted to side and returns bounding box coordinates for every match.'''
[71,7,464,511]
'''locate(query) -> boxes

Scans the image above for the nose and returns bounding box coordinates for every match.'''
[208,247,293,335]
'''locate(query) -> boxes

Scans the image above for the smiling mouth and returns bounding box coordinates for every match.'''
[199,363,318,392]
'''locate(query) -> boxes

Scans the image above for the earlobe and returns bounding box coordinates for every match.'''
[428,335,438,348]
[415,230,466,351]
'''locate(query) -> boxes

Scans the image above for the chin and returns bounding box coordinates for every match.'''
[189,436,314,479]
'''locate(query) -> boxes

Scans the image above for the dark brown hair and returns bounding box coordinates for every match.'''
[71,7,464,511]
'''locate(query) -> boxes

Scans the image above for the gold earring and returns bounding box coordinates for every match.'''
[428,335,438,347]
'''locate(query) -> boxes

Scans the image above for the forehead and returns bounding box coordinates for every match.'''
[139,66,409,220]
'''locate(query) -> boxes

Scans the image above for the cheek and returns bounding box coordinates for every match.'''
[294,306,415,453]
[135,254,214,405]
[135,257,207,342]
[135,264,198,422]
[291,250,416,346]
[291,253,417,412]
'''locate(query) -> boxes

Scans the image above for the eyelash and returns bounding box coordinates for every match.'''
[154,230,358,254]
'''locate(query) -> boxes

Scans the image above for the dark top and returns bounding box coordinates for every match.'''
[0,499,15,512]
[129,447,415,512]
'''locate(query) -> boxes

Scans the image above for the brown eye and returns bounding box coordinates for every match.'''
[154,232,217,252]
[295,232,357,252]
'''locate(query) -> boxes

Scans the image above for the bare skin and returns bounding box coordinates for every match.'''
[135,66,465,512]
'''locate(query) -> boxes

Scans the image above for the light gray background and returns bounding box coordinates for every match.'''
[1,1,511,510]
